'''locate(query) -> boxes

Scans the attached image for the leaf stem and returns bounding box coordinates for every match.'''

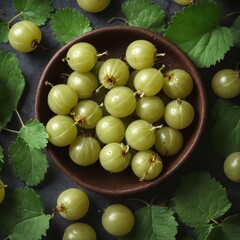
[7,12,23,27]
[107,17,128,24]
[224,11,240,20]
[127,197,150,207]
[15,109,25,128]
[2,128,20,134]
[211,218,219,225]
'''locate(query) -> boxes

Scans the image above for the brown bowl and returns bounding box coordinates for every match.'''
[35,26,206,196]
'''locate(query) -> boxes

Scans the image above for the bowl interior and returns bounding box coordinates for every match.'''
[35,26,206,196]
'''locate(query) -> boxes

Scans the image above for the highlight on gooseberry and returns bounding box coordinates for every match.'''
[101,203,135,237]
[55,188,90,221]
[8,20,42,52]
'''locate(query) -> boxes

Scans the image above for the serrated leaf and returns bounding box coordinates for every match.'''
[13,0,53,26]
[9,137,48,186]
[0,188,51,239]
[19,119,48,149]
[164,0,233,68]
[51,8,92,45]
[122,0,166,33]
[211,101,240,157]
[119,205,178,240]
[0,144,4,171]
[0,18,9,43]
[0,51,25,131]
[221,214,240,239]
[172,171,231,228]
[210,98,233,120]
[10,215,51,240]
[194,224,224,240]
[231,16,240,48]
[195,215,240,240]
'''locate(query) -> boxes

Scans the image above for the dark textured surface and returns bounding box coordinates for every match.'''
[0,1,240,240]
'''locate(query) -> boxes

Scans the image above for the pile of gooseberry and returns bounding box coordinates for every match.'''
[45,39,195,181]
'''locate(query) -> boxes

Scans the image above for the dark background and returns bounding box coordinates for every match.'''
[0,0,240,239]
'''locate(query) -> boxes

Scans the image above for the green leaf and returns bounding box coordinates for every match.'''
[195,215,240,240]
[0,188,51,239]
[221,214,240,239]
[9,137,48,186]
[13,0,53,26]
[51,8,92,45]
[0,18,9,43]
[0,144,4,172]
[19,119,48,149]
[172,171,231,228]
[11,215,51,240]
[119,205,178,240]
[231,16,240,48]
[0,51,25,131]
[164,0,233,68]
[194,224,225,240]
[122,0,166,33]
[210,98,233,120]
[194,224,214,240]
[211,101,240,157]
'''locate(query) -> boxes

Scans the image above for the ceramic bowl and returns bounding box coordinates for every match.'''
[35,26,206,196]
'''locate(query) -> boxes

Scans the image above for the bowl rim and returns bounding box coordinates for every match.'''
[35,25,207,196]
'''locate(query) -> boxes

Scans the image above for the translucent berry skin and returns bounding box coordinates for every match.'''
[211,69,240,99]
[0,179,5,204]
[104,86,137,118]
[76,0,111,13]
[155,126,184,156]
[98,58,129,89]
[164,99,195,129]
[96,115,125,144]
[163,69,194,99]
[101,204,135,237]
[134,68,164,96]
[62,222,97,240]
[174,0,192,5]
[8,20,42,52]
[136,96,165,123]
[72,100,103,129]
[125,39,157,70]
[99,142,131,173]
[46,115,77,147]
[57,188,90,221]
[67,71,98,99]
[69,134,101,166]
[223,152,240,183]
[47,84,78,115]
[125,119,156,151]
[65,42,97,73]
[131,150,163,181]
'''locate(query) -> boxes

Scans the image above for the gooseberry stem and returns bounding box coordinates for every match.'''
[150,124,163,132]
[97,51,108,58]
[156,53,166,58]
[45,80,54,88]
